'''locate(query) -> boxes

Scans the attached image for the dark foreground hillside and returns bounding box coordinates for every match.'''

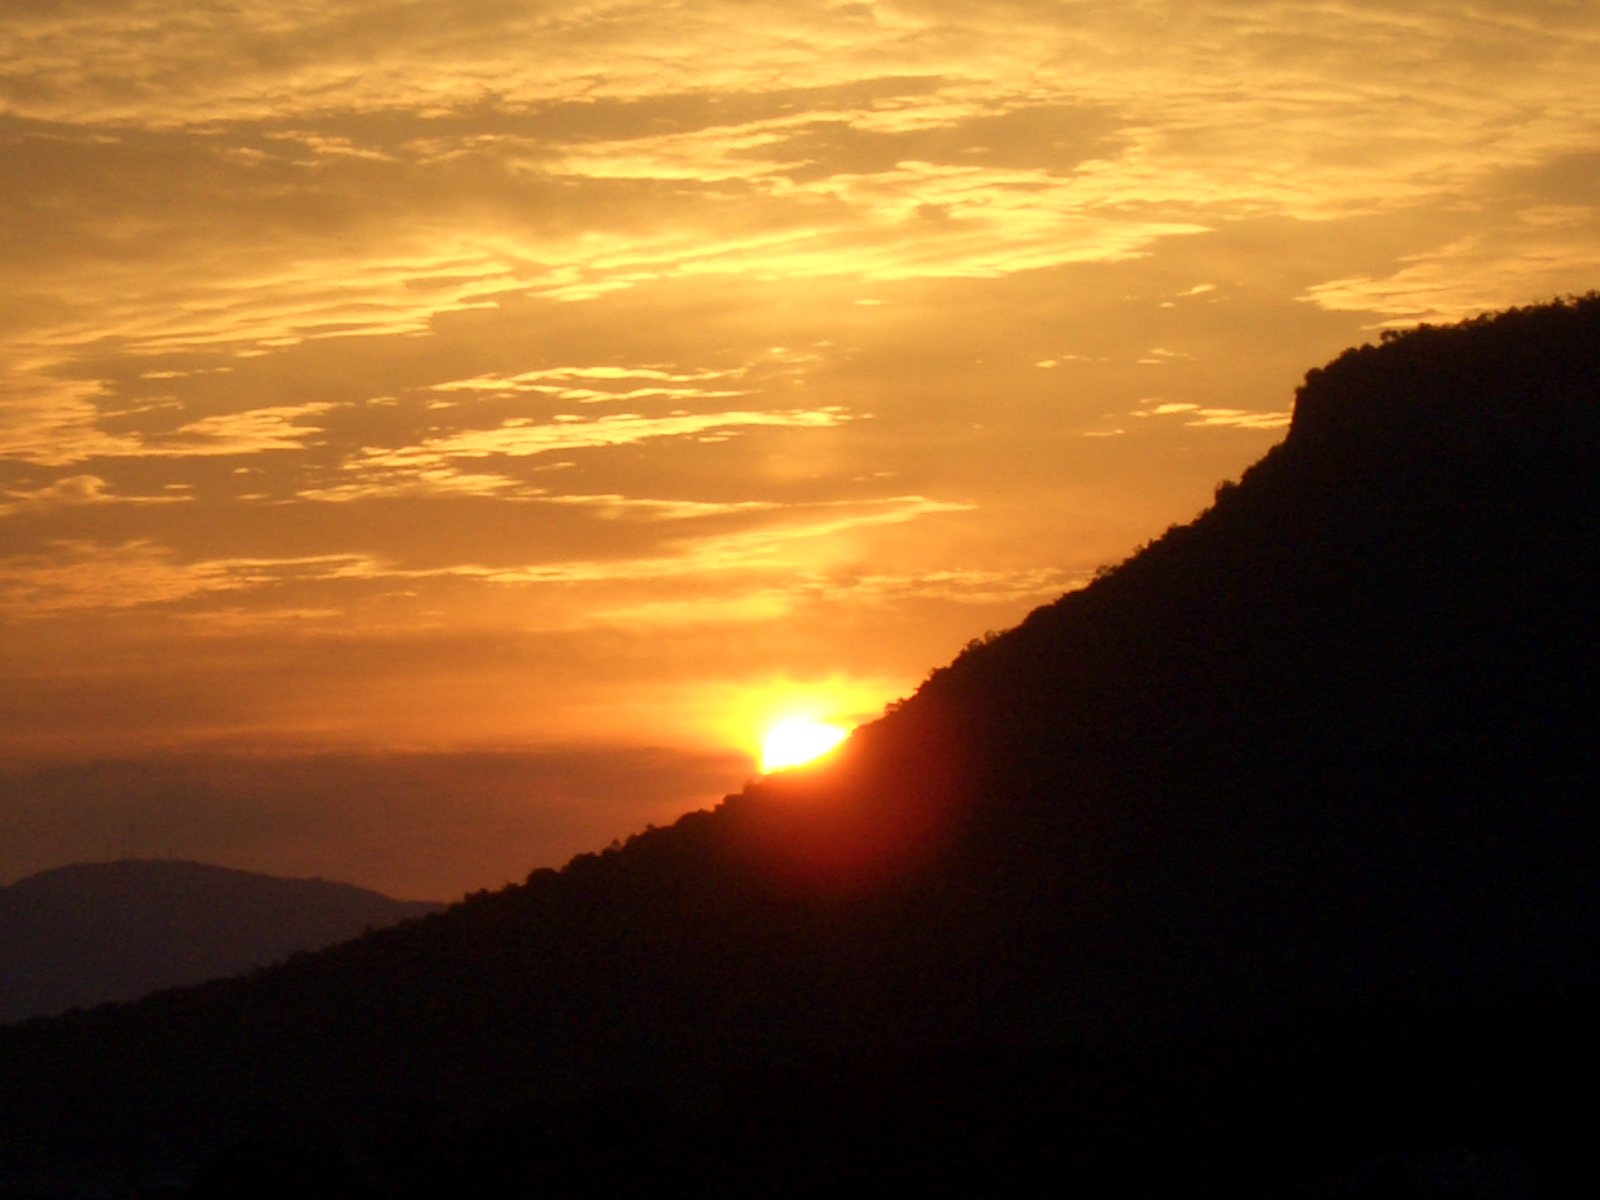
[0,861,443,1025]
[3,297,1600,1196]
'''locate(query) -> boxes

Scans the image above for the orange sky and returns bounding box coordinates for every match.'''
[3,1,1599,897]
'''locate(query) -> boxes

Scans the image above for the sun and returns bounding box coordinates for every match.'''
[760,718,849,773]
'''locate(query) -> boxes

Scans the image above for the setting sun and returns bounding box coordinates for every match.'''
[5,0,1598,901]
[760,719,849,773]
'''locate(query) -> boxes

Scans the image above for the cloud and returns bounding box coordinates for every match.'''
[587,557,1075,630]
[1,400,336,467]
[4,0,1593,475]
[346,407,852,472]
[2,0,1598,789]
[0,541,375,615]
[430,364,750,404]
[0,473,197,515]
[294,468,532,502]
[1303,210,1600,325]
[3,474,90,510]
[1183,409,1291,430]
[1134,400,1290,430]
[0,378,151,467]
[733,103,1120,181]
[10,2,1591,345]
[145,404,338,456]
[448,495,975,585]
[579,562,1079,631]
[540,493,781,520]
[0,491,973,617]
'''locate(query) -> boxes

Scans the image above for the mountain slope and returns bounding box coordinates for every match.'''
[0,860,443,1024]
[2,297,1599,1192]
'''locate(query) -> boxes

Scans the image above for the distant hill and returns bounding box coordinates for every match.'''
[0,860,442,1025]
[2,297,1599,1195]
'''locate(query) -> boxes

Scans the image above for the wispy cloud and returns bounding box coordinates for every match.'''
[0,541,374,615]
[349,407,851,470]
[1134,400,1290,430]
[1304,210,1600,325]
[0,492,972,616]
[2,401,337,467]
[454,495,975,585]
[0,474,190,516]
[539,493,781,521]
[3,0,1597,775]
[583,565,1079,628]
[431,364,749,404]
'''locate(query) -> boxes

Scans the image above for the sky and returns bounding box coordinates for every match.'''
[3,0,1598,898]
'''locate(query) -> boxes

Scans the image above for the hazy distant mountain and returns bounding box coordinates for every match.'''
[0,860,442,1024]
[2,297,1599,1195]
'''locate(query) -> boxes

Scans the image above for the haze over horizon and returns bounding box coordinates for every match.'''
[4,1,1599,897]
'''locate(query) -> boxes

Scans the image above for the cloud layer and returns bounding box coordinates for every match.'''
[3,0,1598,889]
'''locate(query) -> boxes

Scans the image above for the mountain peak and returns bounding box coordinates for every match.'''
[3,297,1599,1192]
[0,859,442,1024]
[1287,293,1600,450]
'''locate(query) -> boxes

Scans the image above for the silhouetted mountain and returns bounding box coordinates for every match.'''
[0,860,442,1024]
[3,297,1599,1196]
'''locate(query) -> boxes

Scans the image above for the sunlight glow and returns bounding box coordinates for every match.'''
[676,674,902,768]
[760,718,849,773]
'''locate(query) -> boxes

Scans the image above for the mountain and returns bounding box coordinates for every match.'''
[2,297,1599,1195]
[0,860,443,1025]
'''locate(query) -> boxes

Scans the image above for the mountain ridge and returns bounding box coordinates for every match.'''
[0,859,442,1026]
[2,295,1599,1194]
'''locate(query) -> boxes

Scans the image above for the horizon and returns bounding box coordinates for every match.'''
[3,2,1600,898]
